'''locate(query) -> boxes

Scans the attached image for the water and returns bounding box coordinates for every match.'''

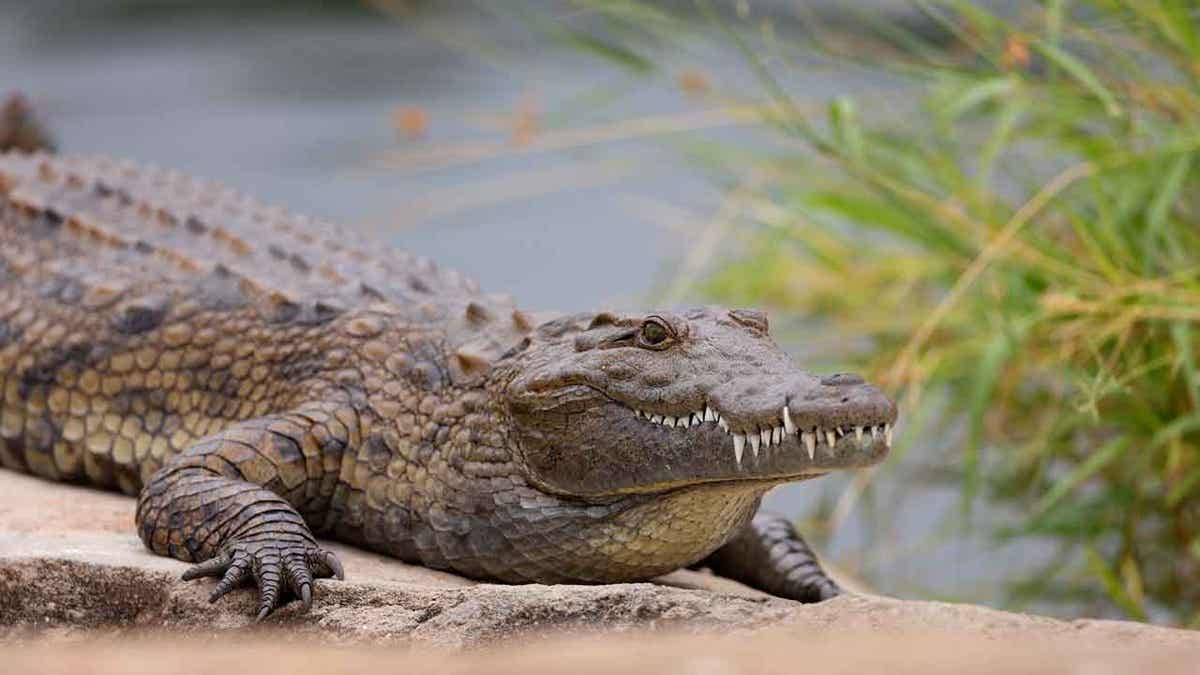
[1,0,1055,612]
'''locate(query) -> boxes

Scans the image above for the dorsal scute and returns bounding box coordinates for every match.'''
[0,151,528,340]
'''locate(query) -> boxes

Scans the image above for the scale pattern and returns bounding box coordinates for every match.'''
[0,151,529,488]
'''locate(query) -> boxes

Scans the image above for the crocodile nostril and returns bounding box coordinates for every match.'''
[821,373,865,386]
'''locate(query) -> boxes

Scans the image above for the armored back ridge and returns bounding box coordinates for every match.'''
[0,149,896,619]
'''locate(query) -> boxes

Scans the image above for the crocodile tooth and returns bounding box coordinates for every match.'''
[871,426,879,440]
[668,416,679,428]
[718,417,730,432]
[885,423,893,447]
[750,433,761,456]
[704,406,717,422]
[825,429,837,448]
[802,431,816,460]
[757,428,769,449]
[772,426,783,445]
[633,410,641,418]
[692,413,703,426]
[650,415,663,424]
[836,426,846,437]
[782,406,796,434]
[733,435,745,465]
[854,426,863,443]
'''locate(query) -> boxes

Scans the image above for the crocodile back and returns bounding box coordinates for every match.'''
[0,152,531,493]
[0,152,490,312]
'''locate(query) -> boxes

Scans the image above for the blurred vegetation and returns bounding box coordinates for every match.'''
[555,0,1200,624]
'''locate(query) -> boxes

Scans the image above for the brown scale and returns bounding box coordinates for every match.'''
[0,153,520,501]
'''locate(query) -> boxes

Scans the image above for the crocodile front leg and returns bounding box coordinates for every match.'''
[698,511,840,603]
[135,404,357,620]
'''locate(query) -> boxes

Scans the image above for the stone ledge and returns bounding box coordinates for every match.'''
[0,531,801,648]
[2,470,1198,665]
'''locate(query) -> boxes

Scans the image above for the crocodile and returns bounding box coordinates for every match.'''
[0,141,896,620]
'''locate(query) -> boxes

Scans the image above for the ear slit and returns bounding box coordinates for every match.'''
[587,312,619,330]
[728,309,769,333]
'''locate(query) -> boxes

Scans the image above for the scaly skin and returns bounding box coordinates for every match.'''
[0,148,897,620]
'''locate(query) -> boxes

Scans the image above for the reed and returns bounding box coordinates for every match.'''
[690,1,1200,623]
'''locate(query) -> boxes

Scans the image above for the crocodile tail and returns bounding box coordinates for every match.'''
[0,92,56,153]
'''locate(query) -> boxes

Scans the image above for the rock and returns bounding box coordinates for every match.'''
[5,628,1200,675]
[2,469,1198,671]
[0,93,55,153]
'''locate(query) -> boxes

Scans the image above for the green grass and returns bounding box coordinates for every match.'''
[542,0,1200,623]
[701,1,1200,624]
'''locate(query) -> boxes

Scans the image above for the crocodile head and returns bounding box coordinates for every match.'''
[496,307,897,498]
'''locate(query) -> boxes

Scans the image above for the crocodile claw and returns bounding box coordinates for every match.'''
[181,540,344,621]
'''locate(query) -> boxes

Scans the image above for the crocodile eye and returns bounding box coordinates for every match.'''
[638,318,672,349]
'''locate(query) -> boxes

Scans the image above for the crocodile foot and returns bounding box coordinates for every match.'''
[699,511,842,603]
[181,539,345,621]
